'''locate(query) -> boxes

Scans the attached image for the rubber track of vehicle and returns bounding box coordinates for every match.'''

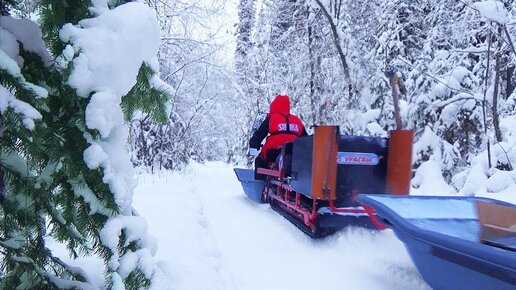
[269,198,327,239]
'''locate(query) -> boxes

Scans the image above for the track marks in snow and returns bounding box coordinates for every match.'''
[134,171,231,290]
[188,162,430,290]
[135,162,430,290]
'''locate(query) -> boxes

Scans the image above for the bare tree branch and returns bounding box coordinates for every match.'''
[312,0,351,83]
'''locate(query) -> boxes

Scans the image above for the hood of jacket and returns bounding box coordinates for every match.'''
[269,95,290,116]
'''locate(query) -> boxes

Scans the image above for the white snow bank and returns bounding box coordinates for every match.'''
[451,114,516,205]
[472,1,508,24]
[412,159,458,196]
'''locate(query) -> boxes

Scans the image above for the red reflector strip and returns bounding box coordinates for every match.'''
[257,168,282,177]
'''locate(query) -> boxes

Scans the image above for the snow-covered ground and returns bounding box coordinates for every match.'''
[48,161,431,289]
[131,162,430,290]
[42,160,516,289]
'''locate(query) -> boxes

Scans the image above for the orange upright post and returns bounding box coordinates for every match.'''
[311,126,338,200]
[386,129,413,195]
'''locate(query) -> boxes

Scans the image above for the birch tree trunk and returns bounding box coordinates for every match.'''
[493,54,502,143]
[312,0,350,83]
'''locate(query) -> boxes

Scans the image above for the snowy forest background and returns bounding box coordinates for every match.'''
[1,0,516,289]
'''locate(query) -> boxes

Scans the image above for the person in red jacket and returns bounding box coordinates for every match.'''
[249,94,307,179]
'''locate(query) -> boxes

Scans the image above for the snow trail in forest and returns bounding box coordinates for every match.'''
[134,162,430,290]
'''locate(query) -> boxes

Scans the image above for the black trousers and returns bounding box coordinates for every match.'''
[254,148,282,180]
[254,156,268,180]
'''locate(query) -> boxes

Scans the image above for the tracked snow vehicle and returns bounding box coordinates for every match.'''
[234,125,413,238]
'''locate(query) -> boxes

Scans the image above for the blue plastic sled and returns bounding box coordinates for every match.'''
[358,195,516,290]
[233,168,266,203]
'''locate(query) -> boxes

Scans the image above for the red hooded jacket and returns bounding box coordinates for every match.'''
[249,95,307,160]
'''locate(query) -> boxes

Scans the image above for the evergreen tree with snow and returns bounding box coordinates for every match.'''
[1,0,170,288]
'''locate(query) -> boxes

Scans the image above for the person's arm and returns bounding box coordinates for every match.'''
[301,126,308,136]
[249,117,270,149]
